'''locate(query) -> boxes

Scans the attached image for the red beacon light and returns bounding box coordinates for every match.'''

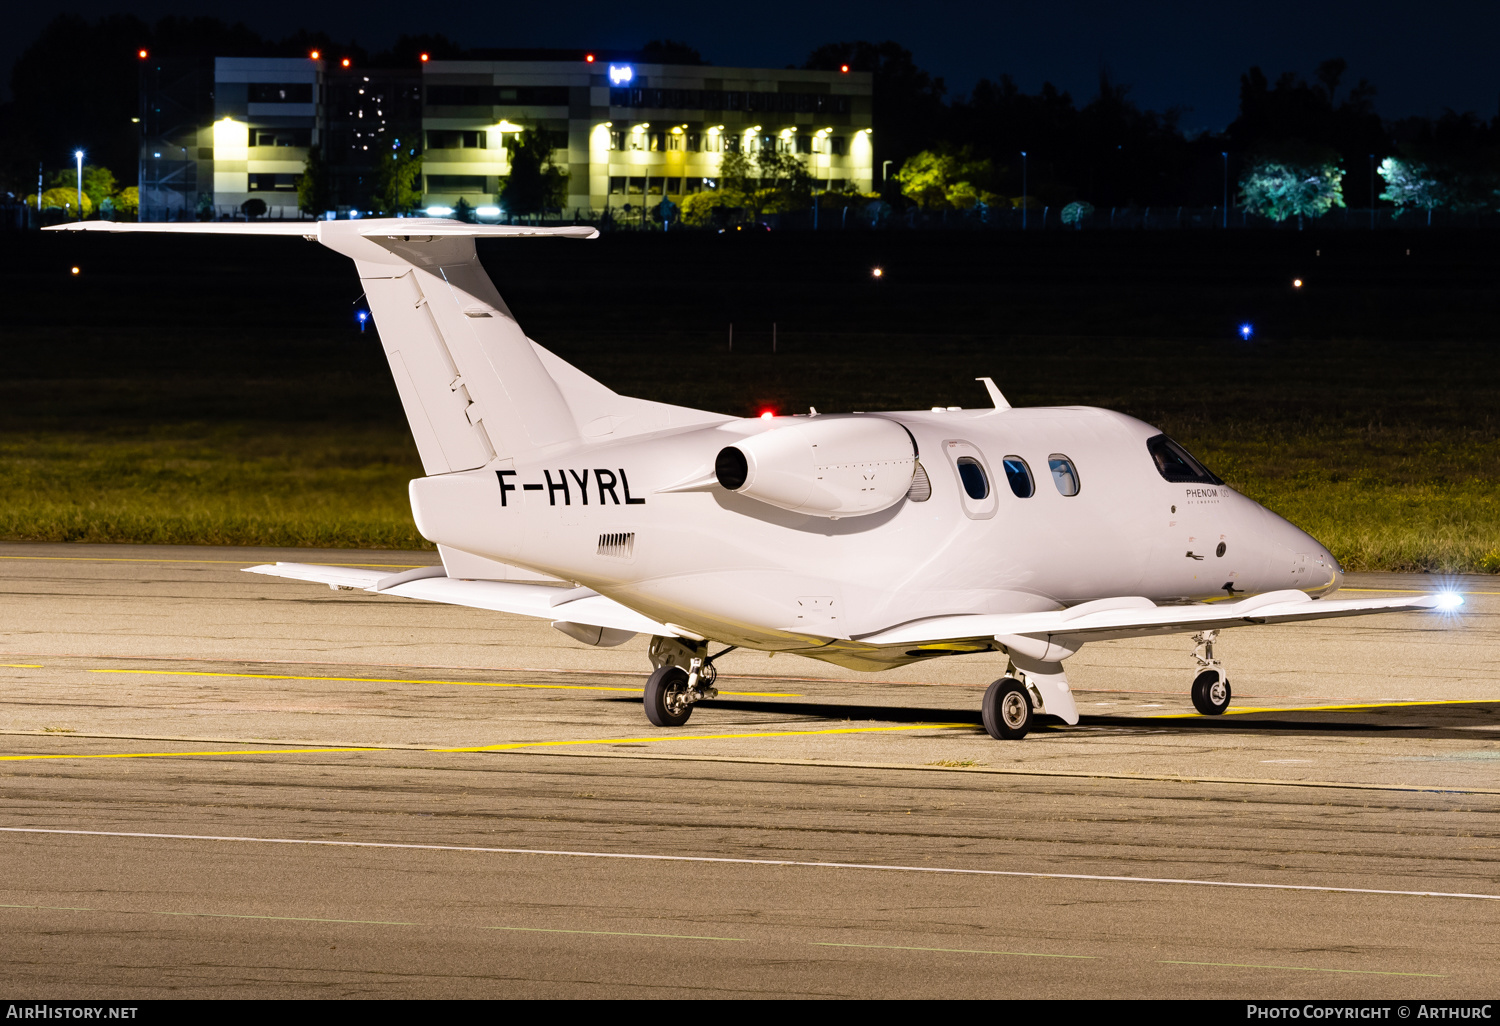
[419,52,430,62]
[309,49,321,60]
[137,49,148,59]
[759,410,775,420]
[340,57,351,68]
[585,54,596,63]
[839,64,849,73]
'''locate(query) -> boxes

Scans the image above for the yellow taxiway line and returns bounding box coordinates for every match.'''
[1157,697,1500,718]
[0,721,972,763]
[436,723,972,753]
[88,668,800,699]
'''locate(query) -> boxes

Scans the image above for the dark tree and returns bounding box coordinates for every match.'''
[803,41,948,187]
[500,130,566,217]
[1227,59,1388,206]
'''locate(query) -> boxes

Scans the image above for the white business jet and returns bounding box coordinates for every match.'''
[51,219,1460,739]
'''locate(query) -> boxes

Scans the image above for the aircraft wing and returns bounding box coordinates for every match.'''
[858,589,1458,654]
[243,562,676,636]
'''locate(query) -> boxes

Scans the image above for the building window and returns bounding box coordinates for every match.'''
[686,132,701,152]
[666,177,683,194]
[667,133,683,151]
[248,173,299,192]
[426,84,567,106]
[646,177,663,196]
[649,132,666,152]
[703,133,721,153]
[426,130,485,150]
[248,83,313,104]
[609,176,626,196]
[609,130,624,150]
[830,136,847,156]
[252,130,310,148]
[795,135,813,154]
[425,174,486,193]
[627,176,644,195]
[684,178,704,194]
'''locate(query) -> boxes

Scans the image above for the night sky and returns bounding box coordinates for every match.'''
[5,0,1496,130]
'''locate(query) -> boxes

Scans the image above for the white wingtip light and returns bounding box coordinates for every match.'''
[1435,592,1465,611]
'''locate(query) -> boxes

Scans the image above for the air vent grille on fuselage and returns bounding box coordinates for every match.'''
[598,532,635,558]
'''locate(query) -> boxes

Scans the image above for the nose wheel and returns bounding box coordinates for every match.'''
[1191,668,1231,715]
[1189,630,1231,715]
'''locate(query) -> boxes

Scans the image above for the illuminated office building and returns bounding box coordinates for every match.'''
[421,57,875,214]
[173,55,873,219]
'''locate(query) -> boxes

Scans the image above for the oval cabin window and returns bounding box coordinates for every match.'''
[1048,455,1080,496]
[1002,457,1034,498]
[956,457,989,500]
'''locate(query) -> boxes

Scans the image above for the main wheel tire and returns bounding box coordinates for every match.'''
[1191,668,1231,715]
[643,665,693,727]
[982,677,1033,740]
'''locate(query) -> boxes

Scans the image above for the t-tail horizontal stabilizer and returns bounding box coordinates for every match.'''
[46,219,597,475]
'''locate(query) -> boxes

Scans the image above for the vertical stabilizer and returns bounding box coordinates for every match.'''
[316,221,581,473]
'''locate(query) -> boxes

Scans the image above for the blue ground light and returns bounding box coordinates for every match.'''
[1239,323,1253,340]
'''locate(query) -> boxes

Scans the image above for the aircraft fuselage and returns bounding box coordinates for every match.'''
[412,405,1339,668]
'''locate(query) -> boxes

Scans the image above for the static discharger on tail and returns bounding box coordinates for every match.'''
[48,219,1465,739]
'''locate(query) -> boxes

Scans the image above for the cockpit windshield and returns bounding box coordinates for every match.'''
[1146,434,1224,485]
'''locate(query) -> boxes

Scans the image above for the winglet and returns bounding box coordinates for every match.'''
[976,377,1011,410]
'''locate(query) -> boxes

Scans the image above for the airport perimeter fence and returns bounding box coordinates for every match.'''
[9,199,1500,233]
[601,203,1500,233]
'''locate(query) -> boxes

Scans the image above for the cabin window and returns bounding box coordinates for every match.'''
[1146,434,1224,485]
[1049,455,1081,496]
[956,457,988,500]
[1002,457,1034,498]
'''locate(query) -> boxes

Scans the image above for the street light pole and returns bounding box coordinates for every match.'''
[1021,151,1028,231]
[75,150,84,221]
[1221,152,1228,228]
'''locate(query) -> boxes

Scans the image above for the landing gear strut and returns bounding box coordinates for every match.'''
[642,637,736,727]
[1190,630,1231,715]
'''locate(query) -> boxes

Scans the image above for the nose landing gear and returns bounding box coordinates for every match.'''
[1190,630,1231,715]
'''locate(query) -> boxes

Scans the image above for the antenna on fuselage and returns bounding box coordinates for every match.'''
[976,377,1011,411]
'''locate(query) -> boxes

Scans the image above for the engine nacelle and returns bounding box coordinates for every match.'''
[714,416,916,517]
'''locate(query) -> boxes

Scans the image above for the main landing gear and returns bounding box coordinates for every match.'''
[1190,630,1231,715]
[981,677,1033,740]
[642,637,737,727]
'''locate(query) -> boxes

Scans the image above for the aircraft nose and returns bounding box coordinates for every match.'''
[1287,525,1343,597]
